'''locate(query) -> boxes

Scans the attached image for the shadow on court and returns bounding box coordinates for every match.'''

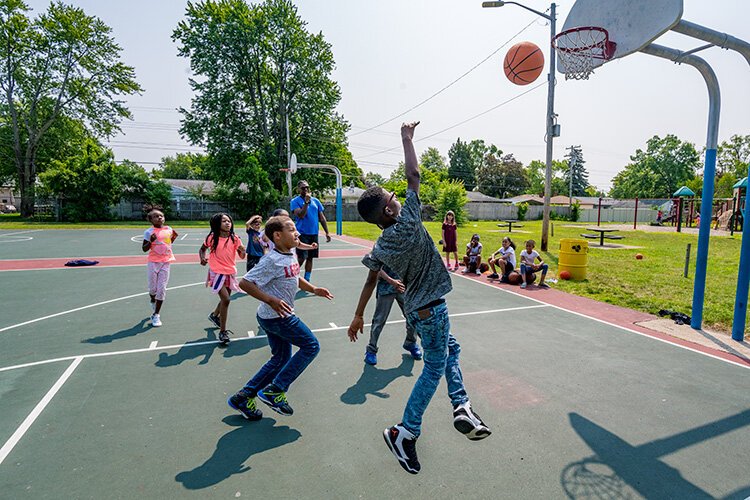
[561,410,750,499]
[340,354,415,405]
[155,329,268,367]
[81,317,152,344]
[175,416,301,489]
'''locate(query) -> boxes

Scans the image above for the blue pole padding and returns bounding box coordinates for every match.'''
[691,148,717,330]
[732,166,750,341]
[336,187,342,235]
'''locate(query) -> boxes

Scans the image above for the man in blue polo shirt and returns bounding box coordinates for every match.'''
[290,180,331,281]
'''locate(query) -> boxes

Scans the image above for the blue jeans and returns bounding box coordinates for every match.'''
[244,315,320,394]
[402,302,468,437]
[520,263,548,277]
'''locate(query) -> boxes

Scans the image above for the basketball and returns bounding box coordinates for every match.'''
[439,239,444,246]
[559,270,572,280]
[635,253,644,260]
[525,272,537,285]
[507,271,523,285]
[479,262,490,273]
[504,41,545,85]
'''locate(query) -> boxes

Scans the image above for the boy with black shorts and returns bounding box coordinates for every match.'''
[347,122,491,475]
[290,180,331,282]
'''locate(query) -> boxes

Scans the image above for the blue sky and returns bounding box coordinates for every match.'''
[25,0,750,191]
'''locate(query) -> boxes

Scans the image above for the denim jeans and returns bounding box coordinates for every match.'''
[367,293,418,354]
[244,314,320,394]
[520,262,548,276]
[402,302,468,437]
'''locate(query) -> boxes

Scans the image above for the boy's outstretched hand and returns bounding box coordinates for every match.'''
[313,287,334,300]
[401,121,420,141]
[347,316,364,342]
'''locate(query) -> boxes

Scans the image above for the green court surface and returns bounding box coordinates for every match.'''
[1,229,749,498]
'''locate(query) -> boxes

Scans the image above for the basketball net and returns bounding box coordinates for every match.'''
[552,27,616,80]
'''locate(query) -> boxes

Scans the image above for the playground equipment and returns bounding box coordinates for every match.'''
[555,0,750,339]
[281,154,342,236]
[673,185,695,233]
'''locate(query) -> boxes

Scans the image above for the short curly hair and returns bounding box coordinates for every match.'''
[265,215,291,242]
[357,186,388,224]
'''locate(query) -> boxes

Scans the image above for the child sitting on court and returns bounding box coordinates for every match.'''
[518,239,549,289]
[199,212,246,346]
[348,122,490,475]
[245,215,267,272]
[228,215,333,419]
[487,236,516,282]
[142,208,177,327]
[462,234,483,275]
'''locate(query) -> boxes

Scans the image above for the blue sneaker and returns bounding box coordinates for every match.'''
[258,384,294,416]
[404,344,422,360]
[364,351,377,365]
[228,390,262,421]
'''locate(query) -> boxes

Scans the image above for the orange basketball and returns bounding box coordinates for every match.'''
[635,253,644,260]
[559,270,572,280]
[504,41,545,85]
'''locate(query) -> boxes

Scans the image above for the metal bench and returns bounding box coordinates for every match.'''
[604,235,625,240]
[580,233,599,239]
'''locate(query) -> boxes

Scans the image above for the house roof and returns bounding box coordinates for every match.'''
[497,194,545,205]
[466,191,503,203]
[163,178,216,194]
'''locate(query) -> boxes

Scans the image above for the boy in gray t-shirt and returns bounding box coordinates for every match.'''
[347,122,491,475]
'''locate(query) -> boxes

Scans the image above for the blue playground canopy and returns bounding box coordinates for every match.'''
[733,177,747,189]
[673,185,696,197]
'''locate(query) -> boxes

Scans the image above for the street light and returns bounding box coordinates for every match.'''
[482,1,558,252]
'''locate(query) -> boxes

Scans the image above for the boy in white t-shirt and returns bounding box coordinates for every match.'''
[228,216,333,420]
[519,239,549,289]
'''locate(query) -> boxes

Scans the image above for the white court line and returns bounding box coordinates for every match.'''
[329,322,337,328]
[149,341,158,349]
[0,265,365,334]
[330,237,371,249]
[247,330,254,337]
[181,233,188,240]
[0,236,33,243]
[0,304,542,373]
[0,229,43,237]
[452,272,750,371]
[0,356,83,465]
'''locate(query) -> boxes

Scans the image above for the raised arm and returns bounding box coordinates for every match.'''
[402,122,420,193]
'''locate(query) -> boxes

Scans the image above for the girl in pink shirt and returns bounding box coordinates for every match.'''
[199,212,246,345]
[142,209,177,328]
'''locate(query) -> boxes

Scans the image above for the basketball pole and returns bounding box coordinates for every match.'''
[639,44,720,332]
[482,1,557,252]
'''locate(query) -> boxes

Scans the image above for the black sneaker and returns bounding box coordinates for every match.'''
[218,330,230,346]
[487,273,499,279]
[258,384,294,416]
[227,390,262,421]
[208,312,221,328]
[453,402,492,441]
[383,424,420,474]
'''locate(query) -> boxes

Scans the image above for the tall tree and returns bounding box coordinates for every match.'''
[609,135,700,198]
[717,134,750,178]
[563,145,590,197]
[154,152,209,180]
[419,147,447,176]
[0,0,142,216]
[173,0,360,194]
[448,138,484,190]
[475,150,528,199]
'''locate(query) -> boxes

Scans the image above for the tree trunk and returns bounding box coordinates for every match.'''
[19,156,36,218]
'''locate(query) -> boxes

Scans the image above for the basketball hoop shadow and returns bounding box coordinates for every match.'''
[562,411,750,499]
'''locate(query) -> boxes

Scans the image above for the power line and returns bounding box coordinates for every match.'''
[349,17,540,137]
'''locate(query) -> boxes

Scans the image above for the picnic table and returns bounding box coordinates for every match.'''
[581,227,622,246]
[497,219,524,233]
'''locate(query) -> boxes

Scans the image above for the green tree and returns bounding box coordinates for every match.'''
[715,173,737,199]
[525,160,545,195]
[0,0,142,216]
[448,138,486,190]
[363,171,385,186]
[563,146,590,197]
[173,0,360,194]
[475,151,528,198]
[420,147,447,176]
[717,134,750,178]
[609,135,700,198]
[154,152,209,180]
[211,153,278,217]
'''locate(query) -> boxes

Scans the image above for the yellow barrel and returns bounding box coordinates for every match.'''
[558,238,588,280]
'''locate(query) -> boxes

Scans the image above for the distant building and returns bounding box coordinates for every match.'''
[162,179,216,200]
[466,191,504,203]
[0,185,18,212]
[496,194,545,205]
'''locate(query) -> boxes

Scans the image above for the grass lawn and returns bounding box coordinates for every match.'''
[342,220,744,334]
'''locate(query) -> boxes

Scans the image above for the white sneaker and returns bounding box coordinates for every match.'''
[151,314,162,327]
[453,401,491,441]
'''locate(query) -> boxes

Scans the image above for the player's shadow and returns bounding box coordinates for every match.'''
[175,416,301,489]
[81,317,151,344]
[340,354,415,405]
[561,410,750,499]
[155,328,267,367]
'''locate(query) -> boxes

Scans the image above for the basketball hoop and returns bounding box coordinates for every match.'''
[552,27,616,80]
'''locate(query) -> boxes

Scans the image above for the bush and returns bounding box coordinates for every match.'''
[435,179,469,225]
[571,201,581,222]
[517,202,528,221]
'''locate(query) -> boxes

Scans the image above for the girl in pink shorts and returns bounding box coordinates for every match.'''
[199,212,246,345]
[142,209,177,327]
